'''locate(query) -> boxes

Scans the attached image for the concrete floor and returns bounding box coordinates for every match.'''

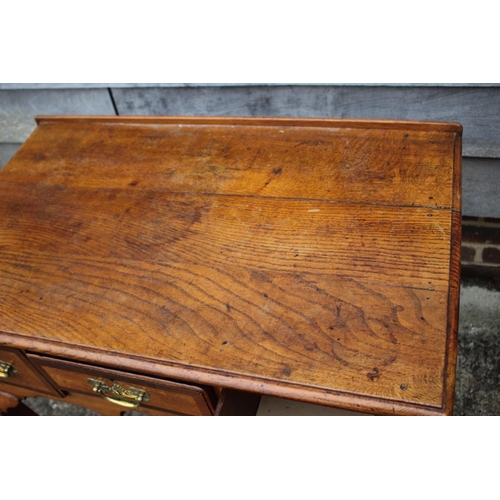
[22,277,500,416]
[453,282,500,415]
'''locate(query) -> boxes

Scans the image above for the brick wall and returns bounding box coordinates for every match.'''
[462,217,500,267]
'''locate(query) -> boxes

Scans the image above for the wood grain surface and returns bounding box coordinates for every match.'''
[0,116,461,415]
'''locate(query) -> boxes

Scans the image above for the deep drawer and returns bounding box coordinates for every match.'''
[28,355,217,416]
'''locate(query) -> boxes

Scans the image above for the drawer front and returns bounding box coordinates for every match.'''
[29,355,216,416]
[0,347,60,396]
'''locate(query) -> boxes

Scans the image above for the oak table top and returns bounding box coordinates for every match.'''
[0,116,462,415]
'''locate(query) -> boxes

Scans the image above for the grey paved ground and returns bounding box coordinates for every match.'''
[453,280,500,415]
[22,276,500,416]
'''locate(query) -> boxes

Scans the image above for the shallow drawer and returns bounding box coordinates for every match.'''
[29,355,217,416]
[43,392,192,416]
[0,347,60,397]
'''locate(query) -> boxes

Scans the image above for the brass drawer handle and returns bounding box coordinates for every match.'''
[0,360,17,378]
[87,378,151,408]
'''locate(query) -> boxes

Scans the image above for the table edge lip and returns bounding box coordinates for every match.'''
[33,115,463,135]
